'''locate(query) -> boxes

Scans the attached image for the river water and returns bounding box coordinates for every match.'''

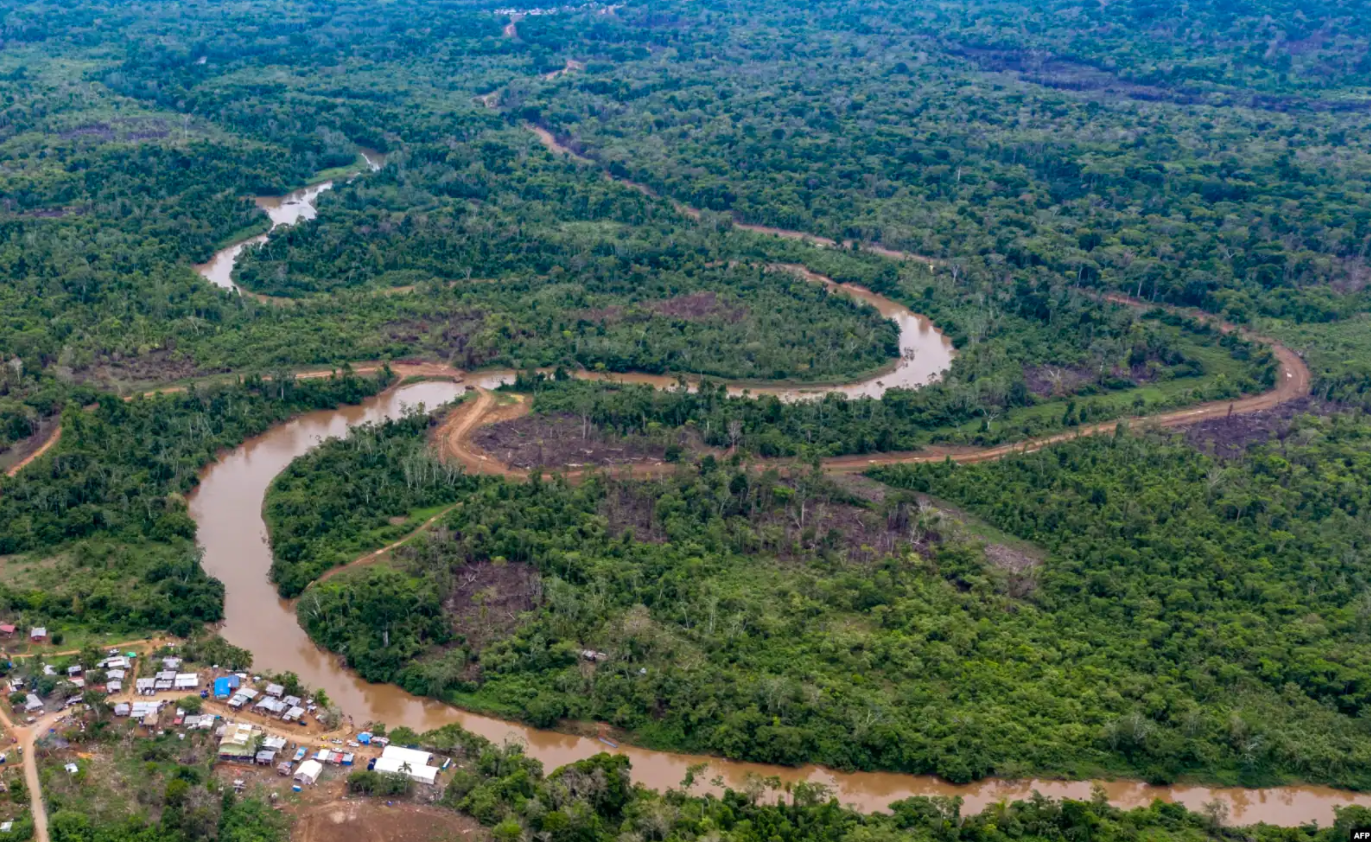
[186,380,1371,827]
[182,153,1371,827]
[193,151,384,293]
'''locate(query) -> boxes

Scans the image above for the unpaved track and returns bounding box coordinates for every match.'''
[523,123,941,267]
[443,296,1311,478]
[4,426,61,478]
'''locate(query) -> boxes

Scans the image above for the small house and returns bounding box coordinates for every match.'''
[254,750,277,766]
[113,702,131,717]
[276,761,293,777]
[218,723,259,761]
[162,657,182,671]
[106,681,122,694]
[135,678,156,696]
[264,683,284,698]
[131,701,163,720]
[173,673,198,691]
[106,669,126,681]
[0,625,14,637]
[213,676,240,698]
[263,736,287,753]
[23,694,42,713]
[29,627,46,642]
[282,706,305,722]
[282,695,301,708]
[66,665,81,676]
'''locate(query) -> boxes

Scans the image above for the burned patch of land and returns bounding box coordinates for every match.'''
[73,349,224,388]
[472,412,685,469]
[442,559,541,652]
[1184,397,1342,459]
[380,309,503,367]
[574,292,746,324]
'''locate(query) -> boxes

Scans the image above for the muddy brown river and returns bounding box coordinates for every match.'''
[194,151,384,293]
[187,381,1371,826]
[182,153,1370,827]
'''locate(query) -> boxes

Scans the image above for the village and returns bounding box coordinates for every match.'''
[0,628,479,842]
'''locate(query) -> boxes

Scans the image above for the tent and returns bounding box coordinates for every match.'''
[294,759,323,786]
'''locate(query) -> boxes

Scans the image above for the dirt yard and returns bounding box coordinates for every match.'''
[293,800,484,842]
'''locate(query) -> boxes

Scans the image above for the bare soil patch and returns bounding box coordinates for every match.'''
[1183,397,1341,460]
[294,800,483,842]
[0,417,59,475]
[471,413,676,470]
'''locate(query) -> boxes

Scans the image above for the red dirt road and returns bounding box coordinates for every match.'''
[443,296,1311,477]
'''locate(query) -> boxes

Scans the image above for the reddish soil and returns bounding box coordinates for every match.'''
[293,800,483,842]
[2,420,61,478]
[440,295,1311,481]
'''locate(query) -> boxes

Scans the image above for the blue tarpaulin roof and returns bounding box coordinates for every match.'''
[213,676,241,696]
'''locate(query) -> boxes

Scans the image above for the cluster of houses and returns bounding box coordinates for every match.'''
[221,680,308,723]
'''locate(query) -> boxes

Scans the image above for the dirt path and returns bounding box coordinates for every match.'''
[442,296,1311,478]
[523,123,940,266]
[0,701,70,842]
[3,426,61,479]
[311,503,463,588]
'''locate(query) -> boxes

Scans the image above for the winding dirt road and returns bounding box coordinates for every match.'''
[523,124,942,267]
[440,297,1311,479]
[3,426,61,479]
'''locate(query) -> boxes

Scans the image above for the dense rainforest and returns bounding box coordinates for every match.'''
[1,0,1371,829]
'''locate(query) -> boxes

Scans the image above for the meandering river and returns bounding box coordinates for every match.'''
[181,155,1368,828]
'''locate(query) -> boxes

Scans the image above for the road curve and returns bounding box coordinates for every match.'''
[442,294,1312,478]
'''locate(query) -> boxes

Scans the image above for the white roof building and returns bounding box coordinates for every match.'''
[374,746,439,784]
[23,695,42,712]
[294,759,323,785]
[173,674,198,690]
[264,683,284,697]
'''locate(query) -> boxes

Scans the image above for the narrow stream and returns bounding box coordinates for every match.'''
[181,148,1371,827]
